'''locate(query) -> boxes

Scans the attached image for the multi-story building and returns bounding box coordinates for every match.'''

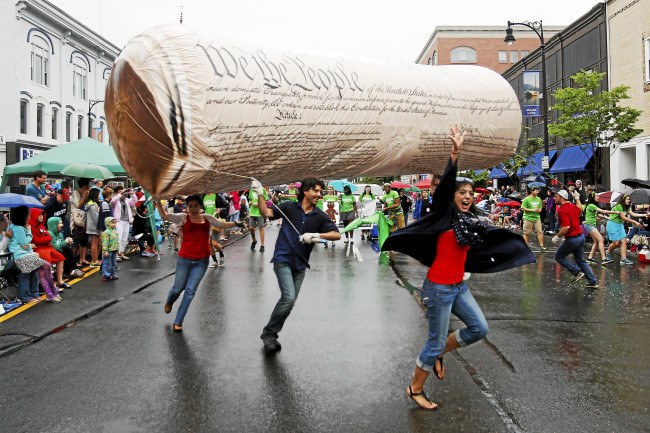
[607,0,650,190]
[0,0,119,189]
[415,26,564,74]
[501,3,609,187]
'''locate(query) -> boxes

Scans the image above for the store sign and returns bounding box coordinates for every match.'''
[20,147,42,161]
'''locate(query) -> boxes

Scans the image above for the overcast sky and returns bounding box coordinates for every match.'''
[50,0,601,62]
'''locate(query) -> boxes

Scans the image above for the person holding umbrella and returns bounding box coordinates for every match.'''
[382,126,534,410]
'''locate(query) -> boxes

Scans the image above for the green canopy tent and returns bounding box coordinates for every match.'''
[1,138,126,191]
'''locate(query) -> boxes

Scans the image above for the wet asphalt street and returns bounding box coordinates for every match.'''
[1,225,648,433]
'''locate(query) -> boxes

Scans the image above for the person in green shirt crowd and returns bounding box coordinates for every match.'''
[381,183,404,232]
[520,186,546,251]
[582,192,613,265]
[248,186,269,252]
[203,193,217,217]
[283,183,299,202]
[606,194,645,265]
[323,185,340,247]
[339,185,358,243]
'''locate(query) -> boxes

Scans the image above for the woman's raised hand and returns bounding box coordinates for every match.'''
[448,125,467,155]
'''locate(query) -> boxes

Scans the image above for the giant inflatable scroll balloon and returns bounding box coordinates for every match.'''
[105,25,521,196]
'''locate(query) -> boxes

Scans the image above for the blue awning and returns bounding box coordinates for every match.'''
[489,166,509,179]
[517,150,557,176]
[549,144,594,173]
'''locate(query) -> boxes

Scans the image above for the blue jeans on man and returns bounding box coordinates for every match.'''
[166,257,209,325]
[260,262,306,340]
[554,235,597,285]
[417,279,488,371]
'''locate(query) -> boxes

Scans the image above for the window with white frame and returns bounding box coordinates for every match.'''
[645,37,650,83]
[521,50,529,58]
[450,47,476,63]
[510,50,519,64]
[66,112,72,142]
[77,115,84,139]
[36,103,44,137]
[73,63,88,100]
[20,99,29,134]
[498,50,507,63]
[52,107,59,140]
[30,37,49,86]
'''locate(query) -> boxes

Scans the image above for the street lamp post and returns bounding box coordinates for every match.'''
[505,20,550,183]
[88,99,103,138]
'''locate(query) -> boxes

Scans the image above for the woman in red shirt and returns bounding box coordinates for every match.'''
[154,195,244,332]
[383,126,534,410]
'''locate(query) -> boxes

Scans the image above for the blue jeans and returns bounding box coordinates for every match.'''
[102,251,118,278]
[261,262,306,339]
[17,270,39,301]
[554,235,597,285]
[417,279,488,371]
[166,257,209,325]
[627,226,650,240]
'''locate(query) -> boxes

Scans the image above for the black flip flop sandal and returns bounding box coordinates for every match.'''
[407,386,437,410]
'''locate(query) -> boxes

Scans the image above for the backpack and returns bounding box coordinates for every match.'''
[72,206,87,228]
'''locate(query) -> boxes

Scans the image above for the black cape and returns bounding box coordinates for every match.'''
[382,158,535,273]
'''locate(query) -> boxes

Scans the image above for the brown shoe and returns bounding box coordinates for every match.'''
[164,303,172,314]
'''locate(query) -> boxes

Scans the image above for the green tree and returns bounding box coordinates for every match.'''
[500,136,544,187]
[548,70,643,184]
[458,168,490,187]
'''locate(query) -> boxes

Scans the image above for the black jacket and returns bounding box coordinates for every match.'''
[382,158,535,273]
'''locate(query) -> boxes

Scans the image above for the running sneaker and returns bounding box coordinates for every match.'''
[584,282,599,289]
[259,245,265,252]
[251,240,257,250]
[209,262,218,268]
[620,258,633,265]
[601,258,614,265]
[46,297,61,303]
[605,254,613,262]
[121,255,130,261]
[586,258,598,265]
[219,257,225,266]
[570,272,585,284]
[89,262,101,267]
[540,246,548,252]
[116,257,123,262]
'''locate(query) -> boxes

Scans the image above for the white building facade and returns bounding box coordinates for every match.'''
[607,0,650,190]
[0,0,119,189]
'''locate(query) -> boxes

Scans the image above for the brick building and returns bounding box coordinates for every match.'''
[415,26,564,74]
[607,0,650,190]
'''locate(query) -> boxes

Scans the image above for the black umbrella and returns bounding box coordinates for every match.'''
[629,189,650,205]
[621,178,650,189]
[507,192,524,201]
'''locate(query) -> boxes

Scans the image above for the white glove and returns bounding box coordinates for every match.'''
[463,272,471,281]
[250,177,264,195]
[551,236,560,244]
[299,233,321,244]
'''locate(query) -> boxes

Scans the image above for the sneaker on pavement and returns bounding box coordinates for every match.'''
[209,262,218,268]
[116,256,123,262]
[605,254,613,261]
[251,240,257,250]
[570,272,585,284]
[262,337,281,355]
[584,282,599,289]
[620,258,633,265]
[601,258,614,265]
[219,258,225,266]
[586,258,597,264]
[540,246,547,252]
[259,245,265,252]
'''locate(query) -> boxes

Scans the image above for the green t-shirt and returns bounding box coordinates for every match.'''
[609,204,624,224]
[584,203,599,226]
[358,194,375,204]
[340,194,355,212]
[381,190,402,215]
[203,193,217,216]
[521,195,543,221]
[286,188,299,202]
[323,194,338,206]
[317,198,324,211]
[248,189,269,217]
